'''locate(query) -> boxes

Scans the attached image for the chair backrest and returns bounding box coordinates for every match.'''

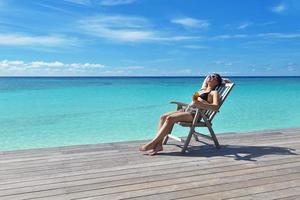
[204,82,235,122]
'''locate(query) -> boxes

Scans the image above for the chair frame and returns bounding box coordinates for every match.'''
[163,82,235,153]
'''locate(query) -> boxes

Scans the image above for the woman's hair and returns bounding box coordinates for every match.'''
[215,73,222,86]
[213,73,223,89]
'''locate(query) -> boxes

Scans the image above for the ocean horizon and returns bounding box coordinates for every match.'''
[1,76,300,78]
[1,76,300,151]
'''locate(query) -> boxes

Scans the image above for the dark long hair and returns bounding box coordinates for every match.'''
[211,73,222,90]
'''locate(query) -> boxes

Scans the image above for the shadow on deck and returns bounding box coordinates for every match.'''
[159,143,298,161]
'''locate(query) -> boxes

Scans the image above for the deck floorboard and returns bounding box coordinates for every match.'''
[0,128,299,200]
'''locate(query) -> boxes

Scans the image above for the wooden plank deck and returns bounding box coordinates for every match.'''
[0,127,299,200]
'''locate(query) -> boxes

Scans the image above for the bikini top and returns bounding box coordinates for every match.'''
[199,90,212,101]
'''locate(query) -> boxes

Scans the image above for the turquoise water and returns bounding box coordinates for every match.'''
[0,77,300,151]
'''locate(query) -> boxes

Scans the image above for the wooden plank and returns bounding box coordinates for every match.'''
[0,127,298,158]
[275,195,300,200]
[0,141,298,182]
[1,159,299,199]
[177,179,300,200]
[0,130,300,162]
[0,128,298,200]
[2,130,298,165]
[107,173,300,200]
[0,153,298,191]
[0,139,298,178]
[0,150,298,187]
[35,168,300,200]
[227,186,300,200]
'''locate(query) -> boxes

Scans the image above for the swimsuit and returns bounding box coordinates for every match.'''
[184,90,212,114]
[199,90,211,101]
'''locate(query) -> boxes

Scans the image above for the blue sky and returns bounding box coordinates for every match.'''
[0,0,300,76]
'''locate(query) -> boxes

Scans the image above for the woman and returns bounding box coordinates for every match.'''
[139,73,223,155]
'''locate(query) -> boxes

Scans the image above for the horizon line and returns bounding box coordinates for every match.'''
[0,75,300,78]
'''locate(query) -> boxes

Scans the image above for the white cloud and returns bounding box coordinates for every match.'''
[64,0,90,5]
[0,60,105,72]
[206,71,237,76]
[237,23,251,30]
[69,63,105,68]
[210,32,300,40]
[99,0,136,6]
[287,66,295,71]
[265,66,272,71]
[171,17,210,29]
[77,15,299,44]
[78,15,155,42]
[64,0,136,6]
[271,3,286,13]
[78,15,205,42]
[0,60,155,76]
[153,35,203,42]
[183,45,207,49]
[122,66,144,70]
[102,70,125,75]
[31,61,65,68]
[212,34,248,40]
[286,62,297,71]
[214,61,233,66]
[0,34,77,46]
[257,32,300,39]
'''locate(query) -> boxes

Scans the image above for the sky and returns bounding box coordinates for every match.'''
[0,0,300,76]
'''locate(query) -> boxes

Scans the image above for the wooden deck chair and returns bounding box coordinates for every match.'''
[163,82,235,153]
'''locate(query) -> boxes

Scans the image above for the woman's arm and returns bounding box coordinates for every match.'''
[192,91,220,111]
[200,75,209,90]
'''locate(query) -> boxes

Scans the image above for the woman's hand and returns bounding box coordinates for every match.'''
[222,78,231,83]
[190,100,201,108]
[190,91,220,111]
[192,92,200,102]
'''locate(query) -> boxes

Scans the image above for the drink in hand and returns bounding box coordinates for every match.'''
[192,92,199,101]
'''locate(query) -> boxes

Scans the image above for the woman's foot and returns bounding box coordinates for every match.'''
[139,143,154,151]
[148,144,163,156]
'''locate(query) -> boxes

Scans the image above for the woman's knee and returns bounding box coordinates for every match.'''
[165,115,177,123]
[160,115,167,121]
[160,112,172,121]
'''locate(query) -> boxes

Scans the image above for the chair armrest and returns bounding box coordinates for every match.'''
[170,101,188,107]
[170,101,188,111]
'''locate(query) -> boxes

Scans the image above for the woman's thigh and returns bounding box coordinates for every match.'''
[168,112,194,123]
[161,110,182,118]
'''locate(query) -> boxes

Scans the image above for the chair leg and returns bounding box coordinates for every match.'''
[163,135,169,145]
[193,133,200,142]
[181,128,195,154]
[207,126,220,149]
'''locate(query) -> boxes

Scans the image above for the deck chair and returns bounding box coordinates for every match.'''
[163,82,235,153]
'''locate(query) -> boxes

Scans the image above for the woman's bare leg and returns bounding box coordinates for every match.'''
[152,111,183,153]
[140,112,194,153]
[157,111,181,131]
[146,111,181,152]
[153,112,194,146]
[139,111,179,152]
[145,111,182,155]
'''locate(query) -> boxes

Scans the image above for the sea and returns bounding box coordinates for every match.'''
[0,76,299,151]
